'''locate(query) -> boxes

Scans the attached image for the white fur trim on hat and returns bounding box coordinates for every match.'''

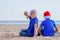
[44,16,51,19]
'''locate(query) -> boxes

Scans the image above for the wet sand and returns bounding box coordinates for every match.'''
[0,25,60,40]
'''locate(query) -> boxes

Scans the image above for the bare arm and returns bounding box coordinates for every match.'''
[38,26,42,35]
[34,23,38,36]
[55,26,58,32]
[24,11,30,19]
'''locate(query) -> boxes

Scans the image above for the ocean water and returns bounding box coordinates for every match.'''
[0,21,60,25]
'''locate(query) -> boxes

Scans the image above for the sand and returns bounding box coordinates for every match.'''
[0,25,60,40]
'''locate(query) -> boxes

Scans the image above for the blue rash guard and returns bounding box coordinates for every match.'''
[28,17,38,36]
[40,19,56,36]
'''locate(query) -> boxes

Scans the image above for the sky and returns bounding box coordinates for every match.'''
[0,0,60,21]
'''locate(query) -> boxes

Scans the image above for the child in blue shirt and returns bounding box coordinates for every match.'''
[38,11,58,36]
[19,9,38,37]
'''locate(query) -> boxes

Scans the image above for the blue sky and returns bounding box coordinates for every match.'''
[0,0,60,21]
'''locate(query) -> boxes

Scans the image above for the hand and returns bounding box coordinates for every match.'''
[24,11,28,16]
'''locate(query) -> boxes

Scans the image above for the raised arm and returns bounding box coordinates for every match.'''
[24,11,30,19]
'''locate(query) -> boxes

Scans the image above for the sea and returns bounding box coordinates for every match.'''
[0,20,60,25]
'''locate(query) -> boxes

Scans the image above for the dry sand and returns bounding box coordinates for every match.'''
[0,25,60,40]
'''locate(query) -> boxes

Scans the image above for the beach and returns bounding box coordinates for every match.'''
[0,25,60,40]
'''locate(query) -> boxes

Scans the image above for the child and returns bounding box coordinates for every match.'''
[19,9,38,37]
[38,11,58,36]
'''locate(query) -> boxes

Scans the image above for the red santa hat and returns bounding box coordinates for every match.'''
[44,11,51,16]
[44,11,51,19]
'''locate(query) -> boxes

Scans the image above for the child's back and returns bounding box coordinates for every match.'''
[41,19,56,36]
[39,11,58,36]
